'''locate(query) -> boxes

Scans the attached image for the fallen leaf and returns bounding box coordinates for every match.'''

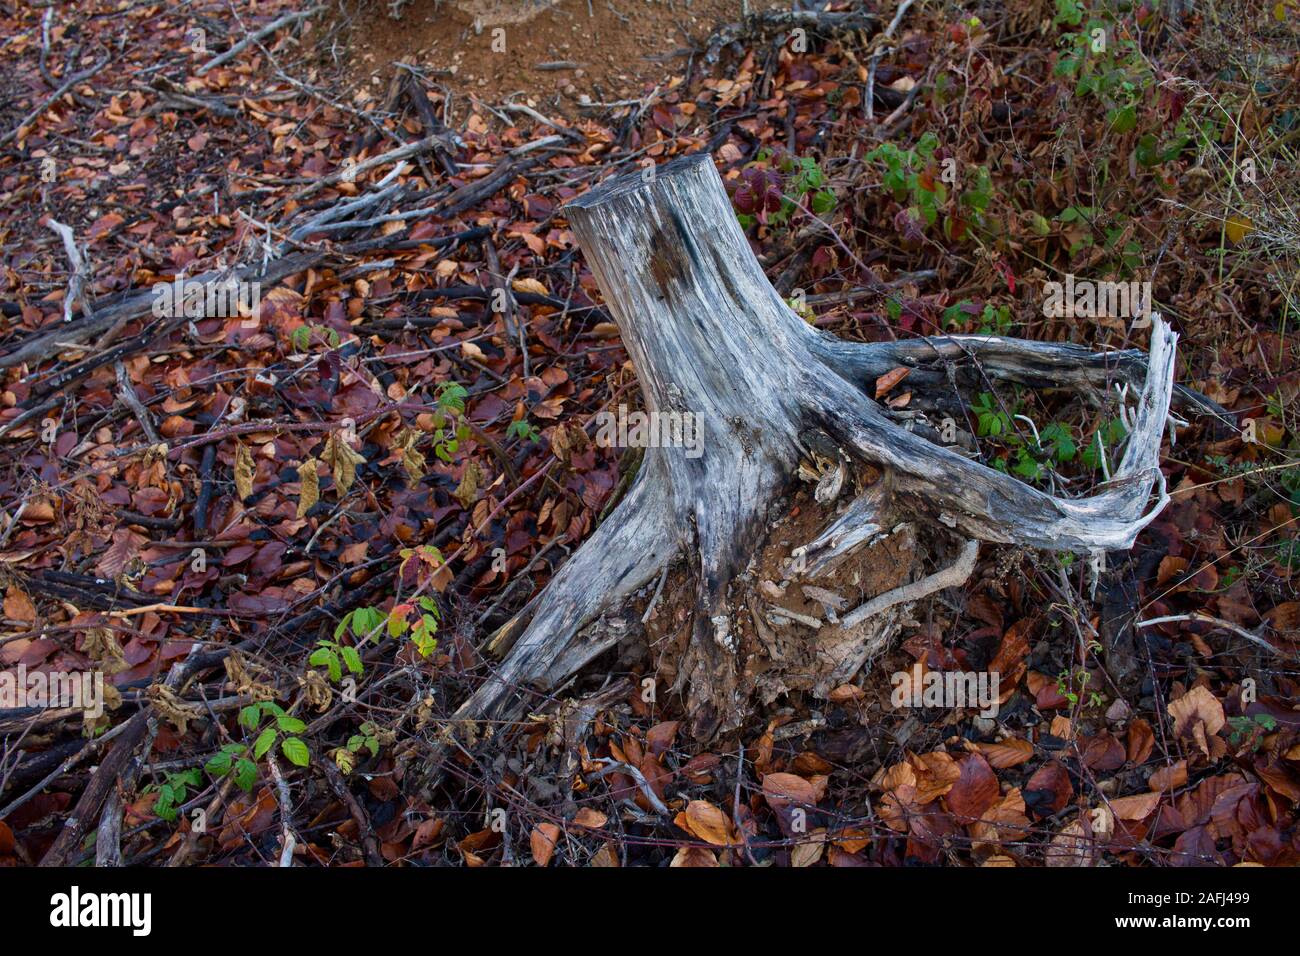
[321,431,366,498]
[296,457,320,518]
[234,442,255,501]
[977,737,1033,768]
[675,799,734,846]
[573,808,608,829]
[874,366,911,398]
[530,822,560,866]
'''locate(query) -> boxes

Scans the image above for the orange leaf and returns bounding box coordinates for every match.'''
[530,822,560,866]
[1110,792,1161,821]
[573,808,608,829]
[977,737,1033,768]
[874,366,911,399]
[676,799,734,846]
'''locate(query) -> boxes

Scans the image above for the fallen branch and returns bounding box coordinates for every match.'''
[196,6,325,76]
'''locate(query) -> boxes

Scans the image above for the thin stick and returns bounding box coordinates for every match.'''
[1136,613,1288,658]
[196,6,325,76]
[841,538,979,630]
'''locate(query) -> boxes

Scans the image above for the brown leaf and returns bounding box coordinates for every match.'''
[572,808,607,829]
[452,460,481,509]
[829,683,865,703]
[1148,760,1189,793]
[296,457,320,518]
[590,843,619,866]
[976,737,1033,768]
[874,366,911,398]
[234,442,255,502]
[1126,718,1155,765]
[530,822,560,866]
[1110,792,1162,821]
[910,751,961,804]
[762,772,821,836]
[321,431,366,499]
[669,846,718,867]
[946,753,999,823]
[989,618,1034,675]
[1168,685,1225,743]
[645,720,679,756]
[94,527,147,580]
[1045,818,1096,867]
[1025,761,1073,815]
[676,799,734,846]
[790,829,826,867]
[3,586,37,623]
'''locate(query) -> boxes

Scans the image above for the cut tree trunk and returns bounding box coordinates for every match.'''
[451,153,1220,743]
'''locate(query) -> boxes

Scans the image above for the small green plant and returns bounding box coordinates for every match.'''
[945,300,1014,335]
[333,605,389,645]
[1227,713,1277,751]
[1081,416,1129,472]
[971,391,1014,438]
[310,637,364,683]
[731,148,836,230]
[147,768,202,822]
[238,700,310,768]
[385,595,441,658]
[431,382,470,463]
[1056,667,1098,708]
[205,743,258,792]
[507,418,541,443]
[868,133,943,238]
[333,721,383,774]
[290,324,340,352]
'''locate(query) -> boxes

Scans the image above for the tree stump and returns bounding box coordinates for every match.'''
[453,153,1218,742]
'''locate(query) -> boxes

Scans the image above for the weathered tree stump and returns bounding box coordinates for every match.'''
[454,153,1217,742]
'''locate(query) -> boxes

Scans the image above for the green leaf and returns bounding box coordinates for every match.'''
[206,751,233,776]
[253,727,277,760]
[1109,104,1137,134]
[341,645,363,675]
[239,704,261,731]
[277,716,307,734]
[281,737,310,767]
[234,758,257,792]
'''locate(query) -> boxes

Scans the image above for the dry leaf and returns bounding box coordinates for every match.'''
[530,822,560,866]
[3,586,36,623]
[1109,792,1161,821]
[296,457,320,518]
[676,799,734,846]
[977,737,1033,768]
[512,276,549,296]
[573,808,607,829]
[453,461,482,509]
[1168,685,1225,746]
[791,829,826,867]
[321,431,366,499]
[234,442,255,501]
[669,846,718,867]
[873,366,911,398]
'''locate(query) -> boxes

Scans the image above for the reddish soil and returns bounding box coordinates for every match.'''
[343,0,786,116]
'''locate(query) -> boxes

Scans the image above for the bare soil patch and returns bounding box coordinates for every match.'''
[343,0,786,116]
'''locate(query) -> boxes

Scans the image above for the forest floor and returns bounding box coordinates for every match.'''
[0,0,1297,867]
